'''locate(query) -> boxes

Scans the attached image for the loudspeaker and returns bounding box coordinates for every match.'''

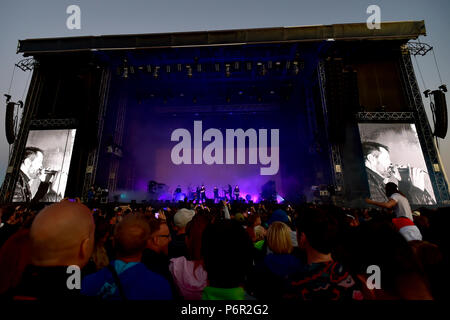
[433,90,448,139]
[5,102,15,144]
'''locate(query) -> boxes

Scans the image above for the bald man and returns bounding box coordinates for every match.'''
[81,214,172,300]
[12,201,95,300]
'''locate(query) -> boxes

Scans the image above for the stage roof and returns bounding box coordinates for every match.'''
[17,21,426,56]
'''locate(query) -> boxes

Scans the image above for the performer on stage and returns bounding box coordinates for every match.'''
[213,186,219,203]
[234,185,240,201]
[195,186,201,203]
[228,184,233,201]
[200,184,206,203]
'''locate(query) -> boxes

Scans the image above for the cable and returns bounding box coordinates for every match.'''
[413,55,427,89]
[7,65,16,94]
[21,71,32,102]
[432,49,443,84]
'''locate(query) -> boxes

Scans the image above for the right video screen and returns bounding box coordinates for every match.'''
[358,123,436,205]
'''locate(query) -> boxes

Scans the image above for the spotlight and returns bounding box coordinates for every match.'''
[186,65,192,78]
[177,64,182,72]
[215,63,220,72]
[439,84,448,93]
[146,65,152,73]
[153,66,160,79]
[225,64,231,77]
[293,61,299,75]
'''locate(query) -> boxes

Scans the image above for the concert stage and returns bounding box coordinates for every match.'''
[2,21,449,206]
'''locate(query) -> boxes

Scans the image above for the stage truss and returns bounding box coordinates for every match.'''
[397,45,450,204]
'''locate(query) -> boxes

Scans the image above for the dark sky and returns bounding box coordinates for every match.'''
[1,0,449,185]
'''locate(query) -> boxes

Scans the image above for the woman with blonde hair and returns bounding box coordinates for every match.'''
[250,221,302,300]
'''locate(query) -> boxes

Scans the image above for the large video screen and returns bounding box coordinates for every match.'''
[13,129,76,202]
[358,123,436,205]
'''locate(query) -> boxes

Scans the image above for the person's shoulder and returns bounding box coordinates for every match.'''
[390,193,401,200]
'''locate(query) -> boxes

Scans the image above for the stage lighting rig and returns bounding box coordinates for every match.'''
[186,65,192,78]
[153,66,160,79]
[225,64,231,77]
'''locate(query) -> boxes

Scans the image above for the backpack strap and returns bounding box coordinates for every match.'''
[107,263,127,301]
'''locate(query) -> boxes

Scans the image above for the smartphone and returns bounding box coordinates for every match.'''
[155,212,160,219]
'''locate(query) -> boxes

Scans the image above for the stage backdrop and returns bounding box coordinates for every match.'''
[114,103,328,202]
[358,123,436,205]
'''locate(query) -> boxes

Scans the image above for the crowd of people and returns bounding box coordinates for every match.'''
[0,183,449,300]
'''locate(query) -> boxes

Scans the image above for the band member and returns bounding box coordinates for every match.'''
[195,186,201,203]
[213,186,219,203]
[234,185,240,201]
[13,147,55,202]
[362,141,435,205]
[228,184,233,201]
[200,184,206,203]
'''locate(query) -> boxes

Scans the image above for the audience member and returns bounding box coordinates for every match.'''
[82,214,172,300]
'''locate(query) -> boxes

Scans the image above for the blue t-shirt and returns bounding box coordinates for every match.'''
[81,260,172,300]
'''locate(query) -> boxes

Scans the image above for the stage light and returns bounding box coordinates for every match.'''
[439,84,448,93]
[197,64,202,72]
[238,91,243,95]
[153,66,160,79]
[123,67,128,78]
[225,64,231,77]
[186,65,192,78]
[246,62,252,71]
[293,61,299,75]
[234,61,239,70]
[215,63,220,72]
[270,90,275,95]
[177,64,182,72]
[166,65,171,73]
[146,65,152,73]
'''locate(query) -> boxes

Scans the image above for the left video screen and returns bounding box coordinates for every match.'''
[13,129,77,202]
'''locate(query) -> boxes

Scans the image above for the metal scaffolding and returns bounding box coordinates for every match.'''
[81,68,112,199]
[399,45,450,204]
[0,65,44,203]
[317,60,345,200]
